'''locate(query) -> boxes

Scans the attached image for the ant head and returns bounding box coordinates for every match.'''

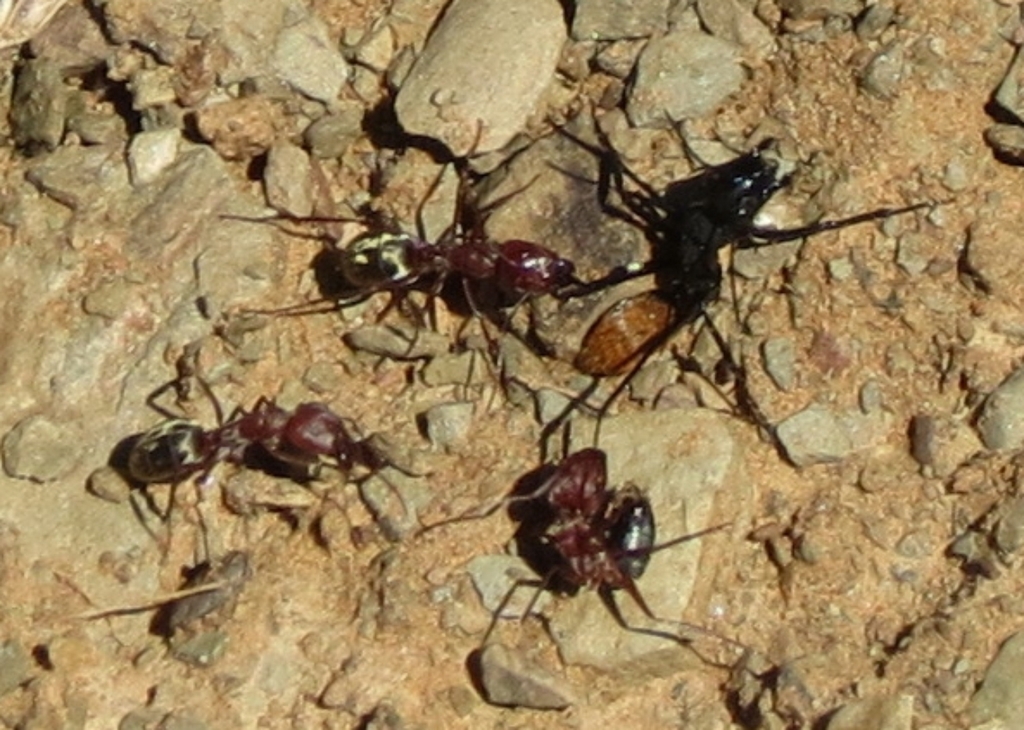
[339,232,421,289]
[127,419,206,484]
[715,139,789,225]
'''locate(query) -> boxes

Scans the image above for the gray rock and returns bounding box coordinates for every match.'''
[171,630,229,667]
[977,366,1024,450]
[127,129,182,186]
[762,337,797,391]
[128,66,178,110]
[962,215,1019,297]
[466,554,551,618]
[82,277,139,320]
[477,643,574,709]
[303,102,364,159]
[66,100,129,145]
[344,326,450,361]
[358,468,433,541]
[422,401,474,447]
[128,146,235,259]
[394,0,566,156]
[344,18,395,73]
[29,2,112,73]
[995,497,1024,556]
[775,404,853,467]
[572,0,668,40]
[985,124,1024,166]
[546,409,748,675]
[166,551,252,633]
[696,0,775,62]
[778,0,864,21]
[969,631,1024,726]
[2,413,83,482]
[301,361,347,395]
[420,351,489,388]
[626,30,745,127]
[271,14,350,104]
[263,141,315,218]
[593,40,646,78]
[895,232,930,276]
[908,414,980,478]
[10,57,67,150]
[0,640,32,697]
[855,2,895,40]
[859,42,906,99]
[995,45,1024,124]
[25,144,131,210]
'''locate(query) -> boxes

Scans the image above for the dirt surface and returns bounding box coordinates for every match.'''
[0,0,1023,728]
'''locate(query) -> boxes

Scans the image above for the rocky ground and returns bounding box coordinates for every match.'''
[1,0,1024,728]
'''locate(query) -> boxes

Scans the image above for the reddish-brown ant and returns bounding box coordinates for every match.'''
[228,155,583,329]
[425,448,734,647]
[119,350,404,529]
[126,395,389,489]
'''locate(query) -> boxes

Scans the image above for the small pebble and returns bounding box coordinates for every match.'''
[344,326,449,361]
[421,401,474,447]
[86,466,131,504]
[477,643,574,709]
[127,129,181,186]
[171,630,229,667]
[775,405,853,467]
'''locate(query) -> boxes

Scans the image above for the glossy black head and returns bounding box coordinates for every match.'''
[660,139,789,249]
[127,419,206,484]
[608,489,656,580]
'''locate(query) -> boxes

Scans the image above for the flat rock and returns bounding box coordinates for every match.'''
[477,643,574,709]
[572,0,669,40]
[969,630,1024,727]
[977,366,1024,450]
[395,0,566,156]
[626,29,745,127]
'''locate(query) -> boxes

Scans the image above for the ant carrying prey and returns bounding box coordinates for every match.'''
[425,448,735,649]
[559,123,933,436]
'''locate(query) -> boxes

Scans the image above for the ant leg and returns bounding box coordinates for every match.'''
[694,312,776,444]
[479,575,549,646]
[596,586,746,660]
[739,201,932,245]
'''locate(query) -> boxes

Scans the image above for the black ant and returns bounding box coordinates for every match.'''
[425,448,736,649]
[559,125,933,437]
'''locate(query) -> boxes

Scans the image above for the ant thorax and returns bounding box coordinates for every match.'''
[338,231,427,290]
[128,419,207,484]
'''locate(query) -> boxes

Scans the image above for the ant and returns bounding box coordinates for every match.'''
[230,154,584,334]
[426,448,735,648]
[558,123,933,437]
[120,351,398,521]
